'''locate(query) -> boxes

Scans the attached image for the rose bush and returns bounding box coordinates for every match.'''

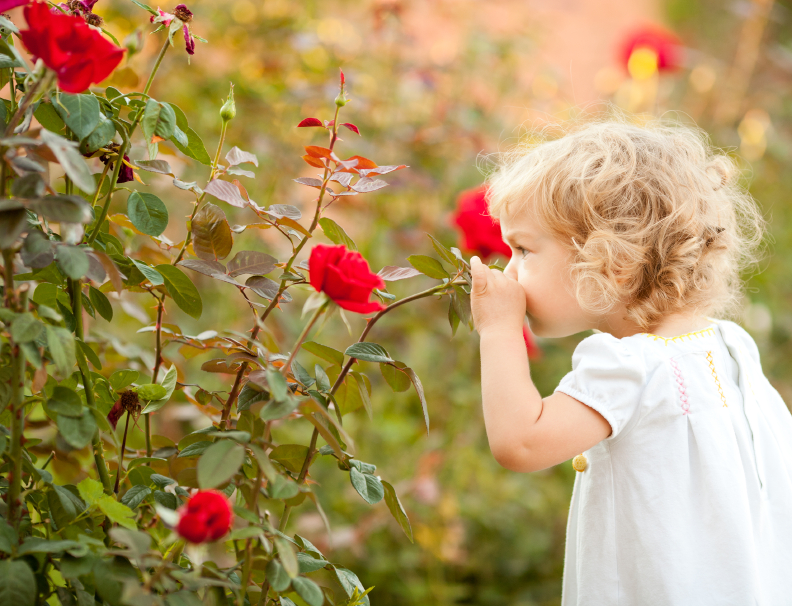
[0,3,480,605]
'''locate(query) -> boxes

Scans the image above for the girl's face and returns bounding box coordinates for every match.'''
[499,208,598,338]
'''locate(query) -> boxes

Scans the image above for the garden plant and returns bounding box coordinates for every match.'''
[0,1,483,604]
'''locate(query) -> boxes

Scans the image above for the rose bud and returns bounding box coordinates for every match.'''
[220,82,235,123]
[175,490,233,543]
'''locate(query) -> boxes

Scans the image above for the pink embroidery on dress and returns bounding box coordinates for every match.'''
[669,358,690,415]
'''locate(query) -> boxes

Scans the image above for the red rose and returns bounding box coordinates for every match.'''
[19,1,125,94]
[175,490,233,543]
[619,25,682,73]
[308,244,386,314]
[450,185,511,261]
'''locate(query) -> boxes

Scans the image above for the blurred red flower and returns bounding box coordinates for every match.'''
[0,0,29,11]
[451,185,511,261]
[619,25,682,73]
[309,244,386,314]
[176,490,232,543]
[19,1,125,94]
[523,324,541,360]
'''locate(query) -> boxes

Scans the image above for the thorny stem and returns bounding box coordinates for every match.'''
[6,284,27,527]
[277,280,457,531]
[2,70,51,138]
[113,412,131,493]
[69,279,113,493]
[280,299,330,377]
[239,465,264,606]
[146,295,165,457]
[225,107,342,432]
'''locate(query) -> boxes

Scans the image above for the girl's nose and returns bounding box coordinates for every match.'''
[503,256,518,279]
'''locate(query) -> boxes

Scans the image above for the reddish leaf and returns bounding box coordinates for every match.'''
[329,173,353,188]
[232,179,250,201]
[351,177,388,193]
[225,146,259,167]
[358,165,408,177]
[204,179,248,208]
[264,205,302,220]
[302,155,325,168]
[377,266,423,281]
[293,177,323,189]
[178,258,226,277]
[341,122,360,135]
[340,68,345,85]
[324,120,334,128]
[346,155,377,170]
[305,146,333,159]
[192,203,233,261]
[297,117,323,127]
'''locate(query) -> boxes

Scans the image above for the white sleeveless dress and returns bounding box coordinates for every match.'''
[554,319,792,606]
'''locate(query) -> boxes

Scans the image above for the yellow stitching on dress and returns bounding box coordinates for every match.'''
[706,350,728,407]
[641,326,715,345]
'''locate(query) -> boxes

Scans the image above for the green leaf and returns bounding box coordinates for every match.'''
[141,99,176,143]
[130,259,164,285]
[301,341,344,367]
[0,560,36,606]
[236,383,267,413]
[333,567,369,606]
[297,552,330,573]
[168,102,211,165]
[97,495,136,529]
[57,409,97,449]
[269,444,309,474]
[29,195,93,223]
[267,367,288,402]
[344,342,394,363]
[120,485,151,509]
[47,385,83,417]
[407,254,448,280]
[404,367,430,436]
[426,233,460,267]
[156,264,202,319]
[89,286,113,321]
[136,383,167,402]
[291,576,324,606]
[34,101,66,133]
[77,340,102,370]
[40,129,96,194]
[80,112,116,154]
[142,364,177,414]
[127,457,168,471]
[350,467,384,505]
[197,440,245,488]
[127,191,168,236]
[165,591,203,606]
[17,538,82,555]
[109,369,139,391]
[382,480,413,543]
[259,397,300,422]
[380,361,411,392]
[265,559,291,592]
[53,93,101,140]
[318,217,357,250]
[55,245,89,279]
[176,440,212,458]
[192,202,232,261]
[226,250,277,277]
[77,477,104,508]
[153,490,178,509]
[10,312,43,343]
[46,325,76,375]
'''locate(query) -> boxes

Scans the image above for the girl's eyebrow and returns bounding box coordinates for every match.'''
[501,230,534,245]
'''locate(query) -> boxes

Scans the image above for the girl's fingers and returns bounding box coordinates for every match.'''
[470,256,488,295]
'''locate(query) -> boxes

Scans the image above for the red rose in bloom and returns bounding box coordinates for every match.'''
[619,25,682,73]
[523,323,541,360]
[19,1,125,94]
[175,490,232,543]
[308,244,386,314]
[451,185,511,262]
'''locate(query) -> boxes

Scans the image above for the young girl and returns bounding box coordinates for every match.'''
[469,119,792,605]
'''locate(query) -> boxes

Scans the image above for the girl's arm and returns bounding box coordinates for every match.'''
[471,257,611,472]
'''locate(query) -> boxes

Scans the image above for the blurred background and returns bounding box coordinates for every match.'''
[19,0,792,603]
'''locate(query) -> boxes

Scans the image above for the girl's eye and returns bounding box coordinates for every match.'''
[515,246,529,259]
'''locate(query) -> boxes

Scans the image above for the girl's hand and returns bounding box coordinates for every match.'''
[470,256,526,337]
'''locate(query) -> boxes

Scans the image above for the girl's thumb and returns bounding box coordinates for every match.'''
[470,256,487,295]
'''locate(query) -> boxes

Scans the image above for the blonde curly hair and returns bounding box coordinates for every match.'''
[484,116,767,331]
